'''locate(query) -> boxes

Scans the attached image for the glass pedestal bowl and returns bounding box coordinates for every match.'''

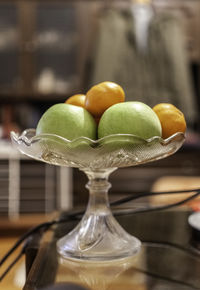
[11,129,185,261]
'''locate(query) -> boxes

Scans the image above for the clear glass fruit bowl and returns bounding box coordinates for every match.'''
[11,129,185,261]
[11,129,185,170]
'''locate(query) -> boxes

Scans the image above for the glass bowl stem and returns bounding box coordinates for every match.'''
[57,168,141,261]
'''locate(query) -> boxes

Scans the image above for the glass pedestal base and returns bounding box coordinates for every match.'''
[57,209,141,261]
[57,168,141,261]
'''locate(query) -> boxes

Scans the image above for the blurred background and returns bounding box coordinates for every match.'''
[1,0,200,215]
[1,0,200,288]
[0,0,200,214]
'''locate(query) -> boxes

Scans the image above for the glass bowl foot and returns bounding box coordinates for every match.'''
[57,211,141,261]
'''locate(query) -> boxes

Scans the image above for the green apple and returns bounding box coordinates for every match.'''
[36,103,97,140]
[98,102,162,140]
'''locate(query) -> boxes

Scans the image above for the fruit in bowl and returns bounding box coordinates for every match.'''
[85,81,125,118]
[65,94,86,108]
[153,103,186,139]
[36,103,97,141]
[36,81,186,144]
[98,101,162,140]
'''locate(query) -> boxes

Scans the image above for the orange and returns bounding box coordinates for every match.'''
[65,94,86,108]
[153,103,186,139]
[85,81,125,118]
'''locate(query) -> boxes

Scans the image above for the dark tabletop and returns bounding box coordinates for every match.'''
[23,209,200,290]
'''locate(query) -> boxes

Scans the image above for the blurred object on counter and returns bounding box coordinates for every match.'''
[34,68,78,94]
[151,176,200,210]
[35,68,55,94]
[1,105,20,140]
[184,129,200,148]
[0,104,41,139]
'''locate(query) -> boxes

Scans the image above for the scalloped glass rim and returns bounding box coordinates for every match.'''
[10,129,185,169]
[11,128,185,147]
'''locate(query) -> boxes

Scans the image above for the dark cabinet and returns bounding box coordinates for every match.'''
[0,1,81,100]
[0,0,200,101]
[0,3,19,93]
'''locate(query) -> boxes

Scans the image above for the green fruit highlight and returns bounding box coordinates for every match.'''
[36,103,97,141]
[98,102,162,140]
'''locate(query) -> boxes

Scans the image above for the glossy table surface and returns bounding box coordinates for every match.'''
[23,209,200,290]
